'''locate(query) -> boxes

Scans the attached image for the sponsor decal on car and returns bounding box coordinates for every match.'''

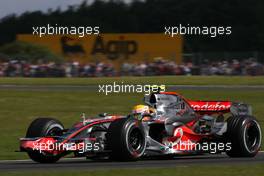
[189,101,231,111]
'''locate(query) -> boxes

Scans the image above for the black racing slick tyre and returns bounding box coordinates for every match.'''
[25,117,64,163]
[107,117,146,161]
[225,115,262,157]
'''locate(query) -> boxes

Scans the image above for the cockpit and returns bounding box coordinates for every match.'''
[144,93,194,121]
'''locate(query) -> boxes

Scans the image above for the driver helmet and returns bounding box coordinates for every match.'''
[132,104,156,118]
[132,105,150,115]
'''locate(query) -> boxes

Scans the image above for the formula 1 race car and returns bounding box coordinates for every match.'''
[19,91,262,163]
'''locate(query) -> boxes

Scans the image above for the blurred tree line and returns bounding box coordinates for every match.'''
[0,0,263,53]
[0,41,63,63]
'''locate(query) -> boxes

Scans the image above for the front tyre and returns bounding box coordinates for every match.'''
[225,115,262,157]
[107,117,146,161]
[26,117,64,163]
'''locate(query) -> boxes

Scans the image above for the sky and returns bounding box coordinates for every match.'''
[0,0,133,20]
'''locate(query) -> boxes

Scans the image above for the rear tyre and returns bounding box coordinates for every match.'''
[225,115,262,157]
[26,117,64,163]
[107,117,146,161]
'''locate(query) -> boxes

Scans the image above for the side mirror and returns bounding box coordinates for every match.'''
[98,113,108,117]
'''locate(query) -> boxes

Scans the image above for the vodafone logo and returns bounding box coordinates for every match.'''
[189,101,231,111]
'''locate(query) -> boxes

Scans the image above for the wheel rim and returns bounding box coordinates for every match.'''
[244,121,261,152]
[46,124,64,136]
[128,128,144,151]
[47,127,62,136]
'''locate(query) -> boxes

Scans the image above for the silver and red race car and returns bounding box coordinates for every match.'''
[19,91,262,163]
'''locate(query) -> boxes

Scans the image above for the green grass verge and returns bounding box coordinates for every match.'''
[2,164,264,176]
[0,76,263,85]
[0,89,263,160]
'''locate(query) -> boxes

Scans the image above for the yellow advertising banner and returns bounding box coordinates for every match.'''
[17,34,182,68]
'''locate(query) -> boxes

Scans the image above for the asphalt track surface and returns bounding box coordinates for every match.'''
[0,153,264,172]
